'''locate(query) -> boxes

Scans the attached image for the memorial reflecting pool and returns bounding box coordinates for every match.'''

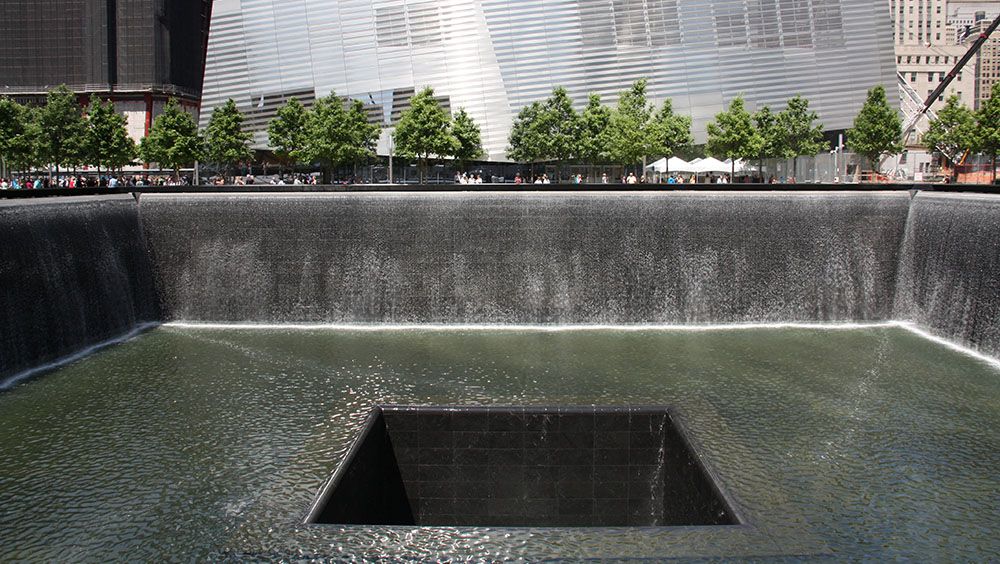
[1,325,998,560]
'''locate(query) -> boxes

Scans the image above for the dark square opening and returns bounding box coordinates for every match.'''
[305,406,740,527]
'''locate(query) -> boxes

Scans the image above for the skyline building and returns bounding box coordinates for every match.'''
[200,0,897,161]
[0,0,213,140]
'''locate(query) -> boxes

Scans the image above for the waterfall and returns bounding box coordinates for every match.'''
[894,192,1000,358]
[139,191,911,325]
[0,196,160,386]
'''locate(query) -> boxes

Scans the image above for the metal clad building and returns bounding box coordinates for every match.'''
[201,0,897,160]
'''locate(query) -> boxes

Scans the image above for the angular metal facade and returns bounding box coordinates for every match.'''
[201,0,897,160]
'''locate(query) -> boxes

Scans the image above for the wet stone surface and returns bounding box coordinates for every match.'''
[308,405,738,527]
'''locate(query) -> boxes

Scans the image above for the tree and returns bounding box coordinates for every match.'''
[578,93,612,166]
[303,92,380,183]
[753,105,785,176]
[345,99,381,172]
[778,95,826,178]
[204,99,253,182]
[451,107,484,170]
[83,96,136,174]
[537,86,580,175]
[923,95,976,181]
[0,97,28,176]
[976,82,1000,183]
[4,106,44,176]
[393,87,456,183]
[507,101,545,166]
[647,98,693,172]
[267,97,309,169]
[36,85,87,178]
[606,79,654,171]
[706,96,762,176]
[847,85,902,172]
[140,98,203,179]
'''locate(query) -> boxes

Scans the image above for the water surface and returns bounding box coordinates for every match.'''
[0,326,997,560]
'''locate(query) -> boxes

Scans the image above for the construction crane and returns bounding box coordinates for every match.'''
[901,13,1000,140]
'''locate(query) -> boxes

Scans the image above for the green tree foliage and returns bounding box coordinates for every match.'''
[706,96,762,176]
[140,98,203,178]
[36,85,87,177]
[606,79,654,169]
[451,107,484,169]
[847,85,902,170]
[647,98,693,169]
[537,86,580,168]
[976,82,1000,182]
[753,105,785,162]
[578,93,612,165]
[344,99,381,166]
[393,87,456,183]
[507,101,545,164]
[923,95,976,179]
[0,97,34,175]
[779,95,826,157]
[267,97,309,167]
[204,99,253,181]
[84,96,136,174]
[303,92,380,183]
[778,95,826,177]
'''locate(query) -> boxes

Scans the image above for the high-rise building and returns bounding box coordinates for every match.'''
[970,15,1000,105]
[891,0,978,114]
[0,0,213,140]
[200,0,896,161]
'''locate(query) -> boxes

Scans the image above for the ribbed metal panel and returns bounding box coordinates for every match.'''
[200,0,897,160]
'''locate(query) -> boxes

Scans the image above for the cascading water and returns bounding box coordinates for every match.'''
[894,192,1000,358]
[0,196,159,386]
[139,191,911,325]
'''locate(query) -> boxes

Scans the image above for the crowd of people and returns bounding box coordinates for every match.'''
[0,174,192,190]
[207,174,320,185]
[505,171,739,185]
[0,170,799,189]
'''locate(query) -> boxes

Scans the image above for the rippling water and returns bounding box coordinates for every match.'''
[0,326,998,560]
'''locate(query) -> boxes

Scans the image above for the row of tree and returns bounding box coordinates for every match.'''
[0,84,487,183]
[922,82,1000,182]
[269,87,484,183]
[0,85,255,180]
[267,86,485,182]
[504,79,835,178]
[506,79,693,174]
[5,81,999,183]
[0,86,136,177]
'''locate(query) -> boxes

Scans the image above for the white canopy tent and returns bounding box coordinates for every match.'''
[645,156,695,173]
[692,157,732,173]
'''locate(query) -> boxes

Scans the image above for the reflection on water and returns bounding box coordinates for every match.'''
[0,326,998,560]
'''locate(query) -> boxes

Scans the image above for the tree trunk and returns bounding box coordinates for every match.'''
[993,155,997,183]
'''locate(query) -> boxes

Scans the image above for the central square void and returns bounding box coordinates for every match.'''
[306,406,739,527]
